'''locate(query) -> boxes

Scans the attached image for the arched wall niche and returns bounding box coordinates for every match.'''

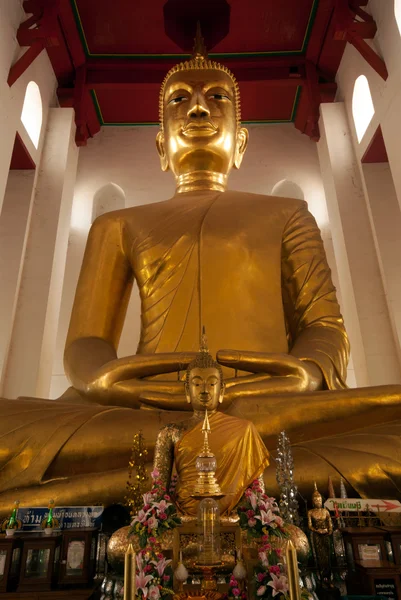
[352,75,375,143]
[92,182,126,222]
[395,0,401,35]
[271,179,305,200]
[20,81,42,149]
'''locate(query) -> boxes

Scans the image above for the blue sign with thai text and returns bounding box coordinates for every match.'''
[16,506,104,531]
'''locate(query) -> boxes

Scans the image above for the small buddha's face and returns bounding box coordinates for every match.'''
[313,494,323,509]
[156,69,248,177]
[186,367,224,412]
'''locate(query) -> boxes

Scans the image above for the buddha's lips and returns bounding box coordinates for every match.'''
[182,122,217,137]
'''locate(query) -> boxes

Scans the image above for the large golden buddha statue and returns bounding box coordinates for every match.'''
[1,34,401,515]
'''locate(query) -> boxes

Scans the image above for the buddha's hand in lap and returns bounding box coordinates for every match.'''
[217,350,323,399]
[72,351,196,408]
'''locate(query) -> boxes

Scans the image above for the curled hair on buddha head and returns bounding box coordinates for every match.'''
[185,327,224,387]
[159,23,241,131]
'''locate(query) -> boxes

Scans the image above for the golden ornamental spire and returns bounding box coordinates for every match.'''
[193,21,208,60]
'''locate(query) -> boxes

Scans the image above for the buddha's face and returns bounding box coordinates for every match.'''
[313,494,323,509]
[156,69,248,177]
[186,366,224,412]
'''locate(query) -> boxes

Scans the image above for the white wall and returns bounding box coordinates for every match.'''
[51,123,336,396]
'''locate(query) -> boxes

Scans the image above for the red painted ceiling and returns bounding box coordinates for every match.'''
[18,0,372,143]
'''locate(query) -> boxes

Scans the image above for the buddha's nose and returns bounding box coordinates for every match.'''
[187,90,210,119]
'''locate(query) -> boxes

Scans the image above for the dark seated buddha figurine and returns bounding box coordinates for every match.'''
[0,32,401,516]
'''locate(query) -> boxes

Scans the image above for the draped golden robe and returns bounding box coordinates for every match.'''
[174,412,270,516]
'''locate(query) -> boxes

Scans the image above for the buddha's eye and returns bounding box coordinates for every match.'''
[168,96,187,105]
[209,93,230,101]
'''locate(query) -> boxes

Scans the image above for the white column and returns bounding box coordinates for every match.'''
[0,171,35,389]
[2,108,79,399]
[318,102,401,386]
[362,163,401,361]
[381,85,401,212]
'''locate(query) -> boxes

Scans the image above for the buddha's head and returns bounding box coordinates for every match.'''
[185,336,225,412]
[312,482,323,509]
[156,30,248,190]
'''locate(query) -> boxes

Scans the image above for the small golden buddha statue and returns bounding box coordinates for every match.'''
[153,338,269,517]
[0,29,401,516]
[308,483,333,577]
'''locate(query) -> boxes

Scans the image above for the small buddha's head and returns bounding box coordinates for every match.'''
[185,334,225,412]
[156,28,248,183]
[312,482,323,508]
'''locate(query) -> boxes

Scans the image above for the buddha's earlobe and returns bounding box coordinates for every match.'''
[156,130,169,172]
[184,385,191,404]
[218,383,226,404]
[234,127,249,170]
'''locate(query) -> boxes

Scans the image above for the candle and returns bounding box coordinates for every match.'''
[124,543,136,600]
[285,540,301,600]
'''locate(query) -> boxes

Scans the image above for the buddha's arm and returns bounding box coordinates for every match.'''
[64,213,193,406]
[281,203,350,389]
[153,426,176,491]
[64,213,132,390]
[326,511,333,534]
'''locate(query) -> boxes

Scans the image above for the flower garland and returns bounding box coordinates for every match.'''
[235,481,311,600]
[236,480,287,540]
[135,544,174,600]
[130,469,181,549]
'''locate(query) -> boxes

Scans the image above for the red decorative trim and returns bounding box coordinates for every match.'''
[10,133,36,170]
[8,42,44,87]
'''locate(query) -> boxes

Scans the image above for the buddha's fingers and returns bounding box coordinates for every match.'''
[111,379,185,407]
[139,391,191,412]
[224,376,305,401]
[217,349,305,377]
[97,352,197,385]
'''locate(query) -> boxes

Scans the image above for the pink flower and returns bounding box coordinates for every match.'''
[163,575,170,582]
[144,565,152,573]
[159,513,167,520]
[248,518,257,527]
[151,468,160,480]
[246,510,255,518]
[136,572,153,597]
[149,536,156,544]
[151,556,172,577]
[154,500,169,514]
[148,584,160,600]
[256,585,266,596]
[245,489,252,497]
[164,495,171,501]
[255,509,275,526]
[257,572,266,582]
[143,492,153,505]
[274,515,284,527]
[269,565,281,576]
[248,491,258,510]
[232,588,241,597]
[259,551,269,568]
[147,516,158,530]
[267,573,289,597]
[132,508,150,525]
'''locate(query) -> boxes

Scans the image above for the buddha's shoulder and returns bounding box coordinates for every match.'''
[157,422,186,443]
[225,190,307,213]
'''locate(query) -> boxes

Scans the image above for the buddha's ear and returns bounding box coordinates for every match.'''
[156,130,169,172]
[218,382,226,404]
[184,384,191,404]
[234,127,249,169]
